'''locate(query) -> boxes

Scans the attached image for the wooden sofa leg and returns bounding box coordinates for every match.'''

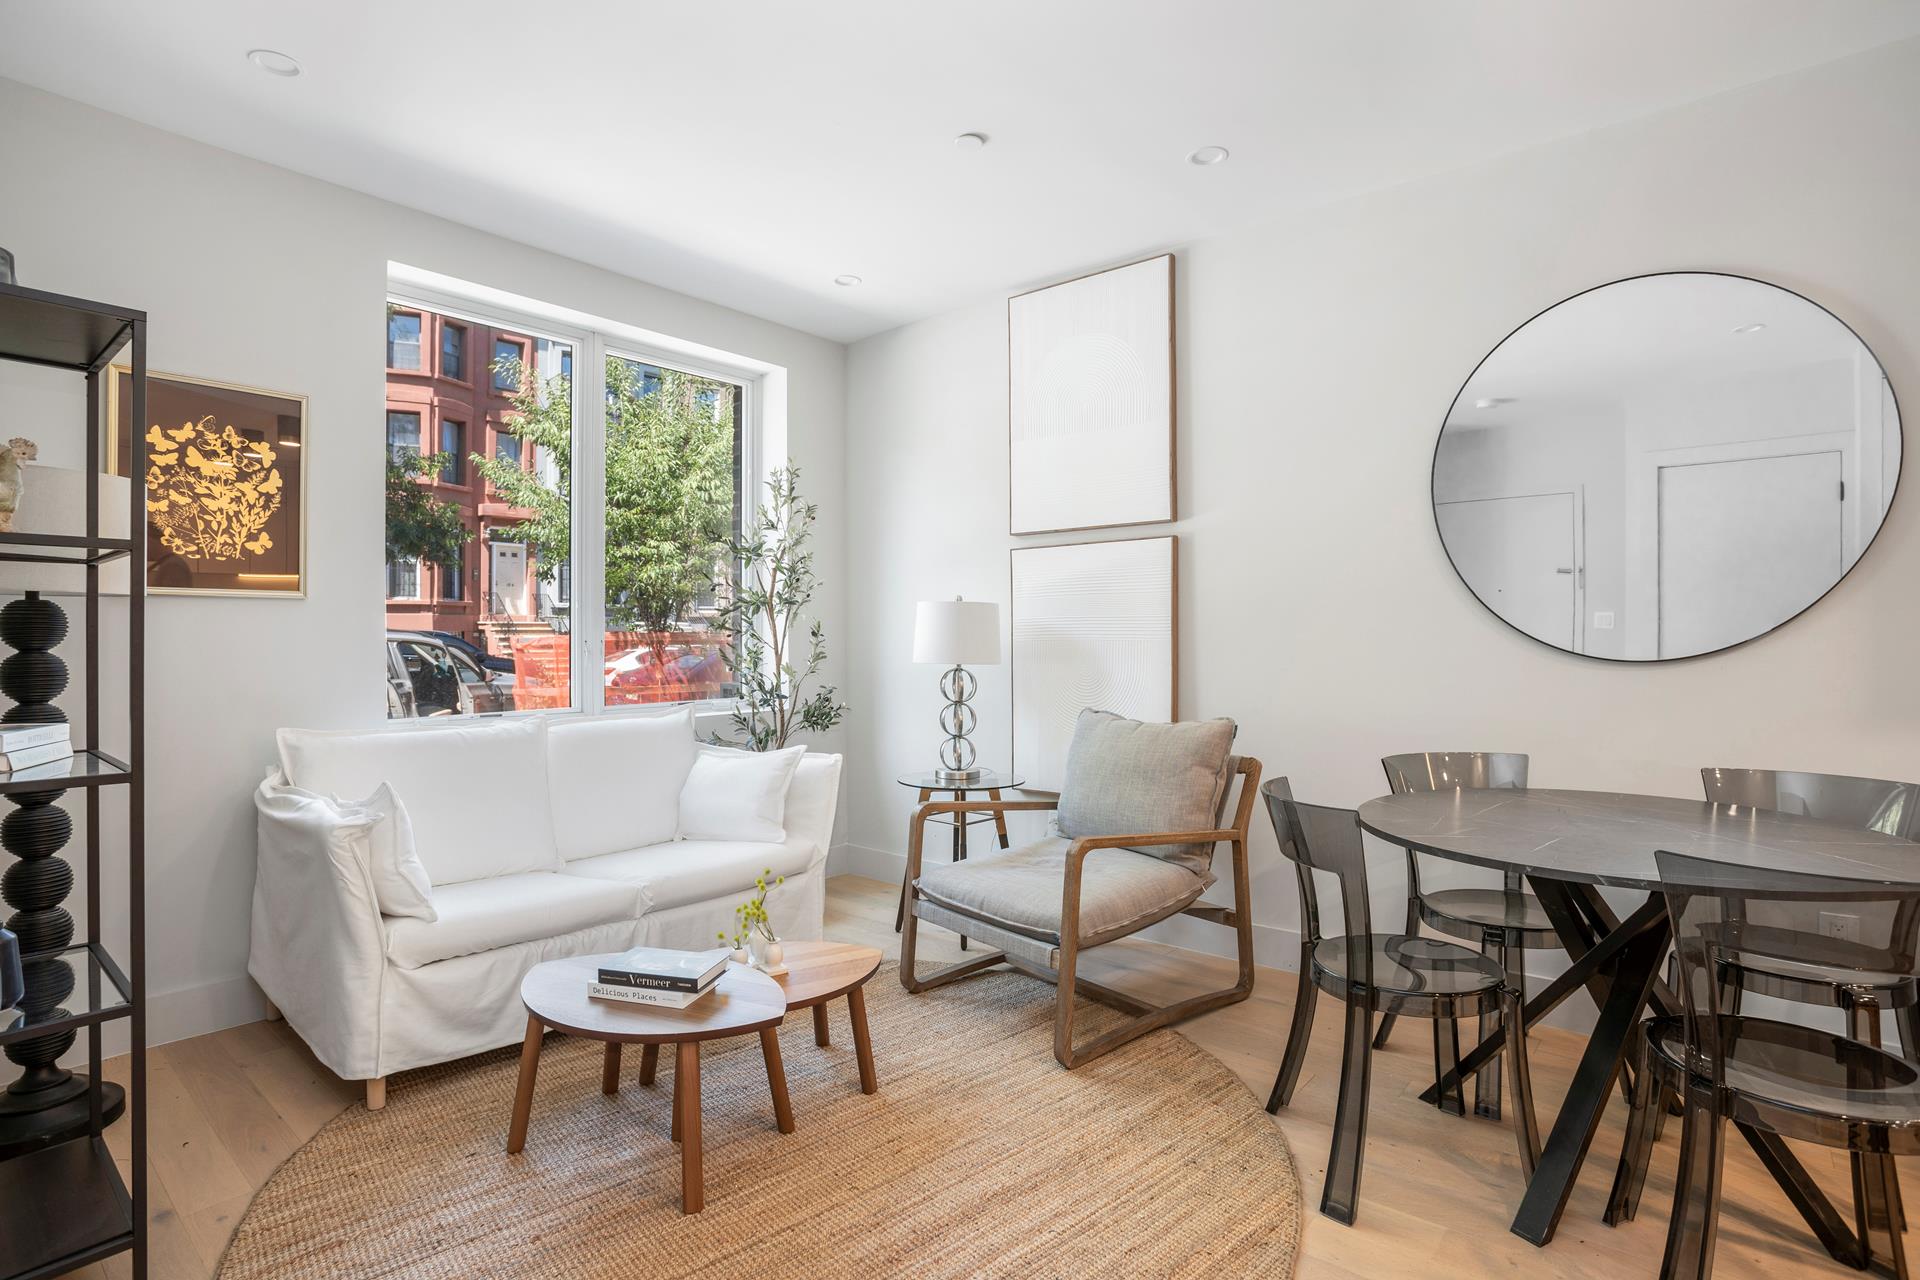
[366,1077,387,1111]
[262,999,282,1022]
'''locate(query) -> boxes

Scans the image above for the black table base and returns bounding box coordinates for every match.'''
[1420,878,1861,1256]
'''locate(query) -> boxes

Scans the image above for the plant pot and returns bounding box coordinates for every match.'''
[730,948,750,966]
[748,936,783,970]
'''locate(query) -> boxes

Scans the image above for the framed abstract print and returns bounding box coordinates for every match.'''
[1008,254,1175,535]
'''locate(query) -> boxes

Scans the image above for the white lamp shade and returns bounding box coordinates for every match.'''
[913,599,1000,665]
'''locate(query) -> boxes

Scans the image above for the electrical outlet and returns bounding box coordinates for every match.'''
[1592,611,1615,631]
[1819,911,1862,943]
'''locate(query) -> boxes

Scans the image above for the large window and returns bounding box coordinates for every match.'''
[383,291,751,720]
[601,355,742,708]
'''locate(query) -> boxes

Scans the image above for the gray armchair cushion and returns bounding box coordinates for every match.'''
[1055,710,1237,876]
[916,836,1208,947]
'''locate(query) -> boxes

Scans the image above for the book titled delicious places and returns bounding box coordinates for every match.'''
[596,946,731,993]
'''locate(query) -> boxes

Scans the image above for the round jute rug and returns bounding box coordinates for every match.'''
[218,964,1300,1279]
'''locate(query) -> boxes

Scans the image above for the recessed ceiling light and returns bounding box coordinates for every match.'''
[834,274,862,288]
[1473,397,1515,410]
[1732,322,1767,335]
[247,48,301,77]
[953,132,988,150]
[1187,146,1230,167]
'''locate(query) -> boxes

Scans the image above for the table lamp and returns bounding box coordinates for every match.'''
[913,597,1000,784]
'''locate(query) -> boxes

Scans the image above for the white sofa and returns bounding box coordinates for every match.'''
[248,711,841,1108]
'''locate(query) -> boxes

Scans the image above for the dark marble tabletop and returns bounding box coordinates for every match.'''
[1357,787,1920,890]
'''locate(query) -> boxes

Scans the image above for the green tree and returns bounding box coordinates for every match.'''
[715,464,847,751]
[473,355,735,651]
[384,450,472,564]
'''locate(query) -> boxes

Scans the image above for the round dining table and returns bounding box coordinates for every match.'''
[1357,787,1920,1251]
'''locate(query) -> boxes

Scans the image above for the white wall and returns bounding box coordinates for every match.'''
[0,78,848,1049]
[841,38,1920,998]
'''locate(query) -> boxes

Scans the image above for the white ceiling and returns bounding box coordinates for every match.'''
[5,2,1919,343]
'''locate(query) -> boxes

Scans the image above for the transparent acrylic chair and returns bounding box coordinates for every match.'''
[1697,768,1920,1057]
[1610,850,1920,1279]
[1615,769,1920,1235]
[1375,752,1554,1121]
[1262,778,1539,1225]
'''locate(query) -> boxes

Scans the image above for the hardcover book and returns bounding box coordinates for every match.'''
[0,740,75,774]
[0,723,69,752]
[596,945,731,992]
[587,982,714,1010]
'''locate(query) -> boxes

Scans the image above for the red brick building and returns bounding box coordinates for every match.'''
[384,304,570,657]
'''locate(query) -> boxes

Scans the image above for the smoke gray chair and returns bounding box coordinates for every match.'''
[1374,752,1554,1121]
[899,710,1262,1069]
[1263,778,1539,1225]
[1612,851,1920,1279]
[1606,766,1920,1235]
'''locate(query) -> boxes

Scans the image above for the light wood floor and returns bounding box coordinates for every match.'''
[57,872,1900,1279]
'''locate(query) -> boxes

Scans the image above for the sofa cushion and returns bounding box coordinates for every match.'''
[547,710,697,860]
[916,836,1207,947]
[384,872,644,969]
[278,718,562,887]
[563,838,811,913]
[1055,710,1236,877]
[677,744,804,842]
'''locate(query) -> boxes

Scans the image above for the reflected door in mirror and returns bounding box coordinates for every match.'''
[1433,273,1898,661]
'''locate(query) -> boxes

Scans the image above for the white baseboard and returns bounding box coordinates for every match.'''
[833,842,1600,1034]
[59,972,272,1065]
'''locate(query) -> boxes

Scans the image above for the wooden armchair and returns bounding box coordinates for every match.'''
[900,745,1262,1070]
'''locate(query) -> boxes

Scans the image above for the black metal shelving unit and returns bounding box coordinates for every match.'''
[0,282,146,1280]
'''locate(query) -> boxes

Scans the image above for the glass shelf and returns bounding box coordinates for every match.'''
[0,533,134,567]
[0,750,135,796]
[0,944,132,1048]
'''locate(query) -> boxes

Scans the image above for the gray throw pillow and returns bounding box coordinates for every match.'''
[1055,709,1237,877]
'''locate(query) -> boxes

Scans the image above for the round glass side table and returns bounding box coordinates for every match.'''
[894,770,1024,950]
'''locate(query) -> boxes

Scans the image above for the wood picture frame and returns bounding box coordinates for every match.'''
[1009,535,1178,792]
[1008,254,1175,536]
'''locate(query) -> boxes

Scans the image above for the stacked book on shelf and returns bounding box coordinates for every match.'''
[588,946,731,1010]
[0,722,73,775]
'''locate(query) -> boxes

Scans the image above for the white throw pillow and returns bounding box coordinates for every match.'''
[547,709,698,859]
[677,744,805,843]
[354,783,436,922]
[259,774,436,921]
[277,717,562,886]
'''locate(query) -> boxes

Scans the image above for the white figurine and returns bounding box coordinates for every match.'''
[0,438,39,532]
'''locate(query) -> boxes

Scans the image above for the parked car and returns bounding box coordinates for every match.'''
[385,631,516,717]
[604,642,731,705]
[422,629,514,675]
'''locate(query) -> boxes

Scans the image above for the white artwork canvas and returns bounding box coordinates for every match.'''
[1009,255,1174,535]
[1011,536,1176,792]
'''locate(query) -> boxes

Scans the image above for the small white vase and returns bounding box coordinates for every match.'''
[749,936,783,970]
[730,947,750,966]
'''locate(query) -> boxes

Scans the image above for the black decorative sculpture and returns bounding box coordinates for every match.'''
[0,590,122,1154]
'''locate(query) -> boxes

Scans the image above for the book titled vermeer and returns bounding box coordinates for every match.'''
[596,946,731,993]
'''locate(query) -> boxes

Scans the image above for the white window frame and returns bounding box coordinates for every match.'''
[386,273,766,722]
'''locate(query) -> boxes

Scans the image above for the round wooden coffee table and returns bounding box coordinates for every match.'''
[506,955,789,1214]
[774,940,884,1094]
